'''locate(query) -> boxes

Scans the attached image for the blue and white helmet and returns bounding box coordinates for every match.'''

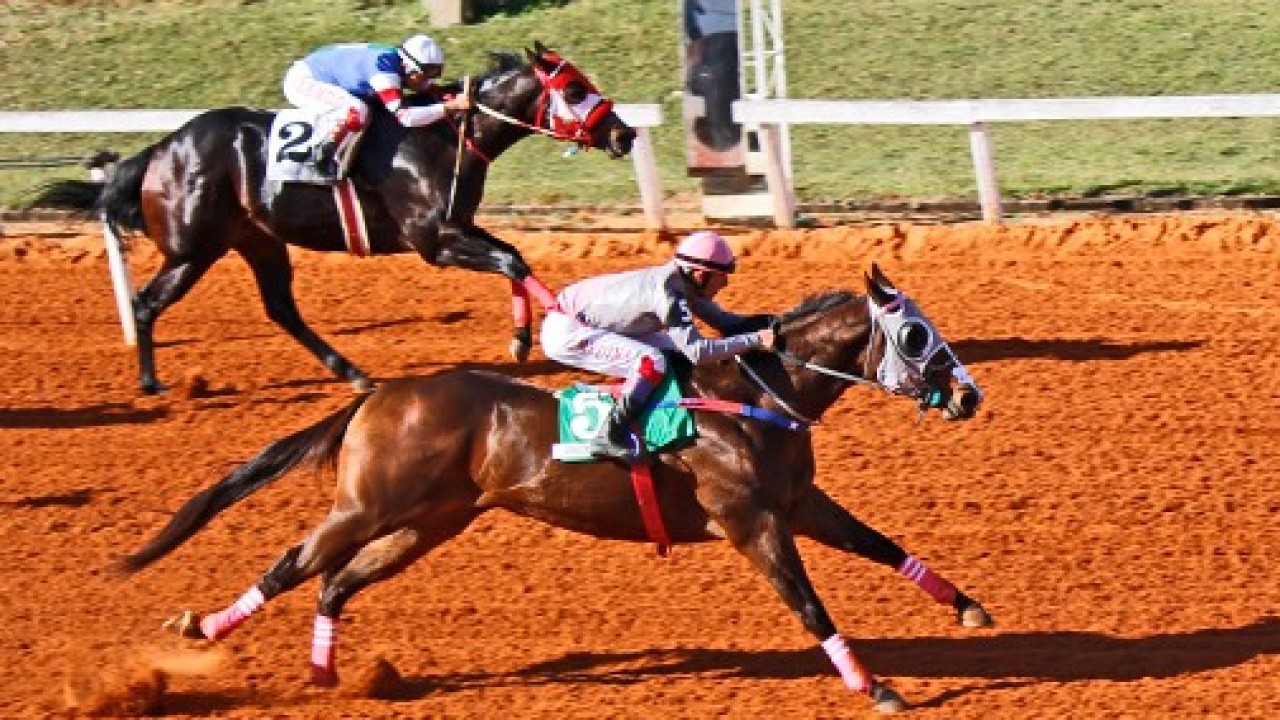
[399,34,445,74]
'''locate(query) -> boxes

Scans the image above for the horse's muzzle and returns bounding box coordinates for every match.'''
[607,126,636,158]
[942,383,982,421]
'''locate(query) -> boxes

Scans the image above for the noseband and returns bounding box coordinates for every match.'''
[472,58,614,147]
[736,295,958,425]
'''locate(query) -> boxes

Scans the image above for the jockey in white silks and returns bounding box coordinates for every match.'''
[541,230,778,460]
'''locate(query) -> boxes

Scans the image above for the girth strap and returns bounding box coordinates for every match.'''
[628,459,671,557]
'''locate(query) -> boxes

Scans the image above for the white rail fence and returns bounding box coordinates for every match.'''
[0,104,667,230]
[734,94,1280,227]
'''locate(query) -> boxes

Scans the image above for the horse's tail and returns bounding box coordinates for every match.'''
[98,146,154,235]
[25,145,155,237]
[118,392,373,575]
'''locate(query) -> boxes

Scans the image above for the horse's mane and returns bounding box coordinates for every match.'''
[391,51,527,111]
[473,51,529,91]
[780,290,857,323]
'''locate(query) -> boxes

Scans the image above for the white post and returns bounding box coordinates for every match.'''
[101,215,137,346]
[758,123,796,228]
[968,121,1004,223]
[630,127,666,230]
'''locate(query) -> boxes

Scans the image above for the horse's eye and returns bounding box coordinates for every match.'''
[562,81,588,105]
[898,322,932,360]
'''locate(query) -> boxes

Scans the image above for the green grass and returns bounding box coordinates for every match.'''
[6,0,1280,208]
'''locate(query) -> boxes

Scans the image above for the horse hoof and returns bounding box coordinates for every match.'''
[869,681,909,714]
[310,663,339,688]
[140,380,168,396]
[161,610,208,640]
[351,376,376,393]
[509,337,531,363]
[959,601,995,628]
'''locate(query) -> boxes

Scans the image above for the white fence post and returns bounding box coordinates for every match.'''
[100,214,137,346]
[629,127,665,230]
[968,121,1003,223]
[758,123,796,228]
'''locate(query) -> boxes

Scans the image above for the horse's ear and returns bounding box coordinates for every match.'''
[865,270,897,307]
[869,262,897,292]
[534,39,551,56]
[524,46,538,63]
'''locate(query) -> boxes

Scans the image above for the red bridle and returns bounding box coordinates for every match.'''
[455,52,617,165]
[531,53,616,146]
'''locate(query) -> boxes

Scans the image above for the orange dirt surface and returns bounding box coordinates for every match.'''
[1,213,1278,719]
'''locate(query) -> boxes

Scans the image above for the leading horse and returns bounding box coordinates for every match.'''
[120,266,991,714]
[30,42,636,394]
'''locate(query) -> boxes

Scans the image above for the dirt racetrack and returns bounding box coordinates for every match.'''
[1,213,1277,718]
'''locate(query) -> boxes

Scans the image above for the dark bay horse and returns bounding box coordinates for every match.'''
[121,266,990,714]
[30,42,635,394]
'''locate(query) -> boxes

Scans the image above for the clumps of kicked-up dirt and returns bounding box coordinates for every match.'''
[63,646,226,717]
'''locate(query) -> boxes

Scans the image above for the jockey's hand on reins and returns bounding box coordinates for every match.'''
[769,318,787,353]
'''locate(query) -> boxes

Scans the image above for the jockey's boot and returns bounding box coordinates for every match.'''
[313,139,340,176]
[315,108,365,179]
[589,402,640,462]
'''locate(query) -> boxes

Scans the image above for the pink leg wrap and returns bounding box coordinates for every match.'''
[822,634,872,693]
[199,586,265,641]
[898,555,958,605]
[520,276,559,311]
[510,281,532,327]
[310,615,338,672]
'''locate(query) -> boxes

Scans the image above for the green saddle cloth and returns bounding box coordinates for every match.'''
[555,373,697,462]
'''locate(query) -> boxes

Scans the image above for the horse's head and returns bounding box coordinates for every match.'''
[860,264,982,421]
[753,265,982,424]
[473,41,635,158]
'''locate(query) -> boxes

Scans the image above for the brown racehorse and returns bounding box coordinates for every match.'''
[120,266,991,714]
[29,42,635,395]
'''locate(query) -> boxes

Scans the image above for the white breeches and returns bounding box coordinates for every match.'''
[282,62,370,126]
[541,311,672,378]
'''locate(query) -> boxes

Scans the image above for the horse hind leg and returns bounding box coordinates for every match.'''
[308,509,482,687]
[790,486,994,628]
[132,254,222,394]
[236,236,373,391]
[164,509,378,643]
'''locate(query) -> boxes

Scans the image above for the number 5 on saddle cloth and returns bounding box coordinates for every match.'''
[554,373,697,463]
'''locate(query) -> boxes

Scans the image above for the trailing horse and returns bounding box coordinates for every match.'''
[121,266,991,714]
[29,42,636,394]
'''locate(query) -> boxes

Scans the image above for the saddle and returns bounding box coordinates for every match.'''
[265,93,450,186]
[553,372,698,463]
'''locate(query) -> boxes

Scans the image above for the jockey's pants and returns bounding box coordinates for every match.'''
[541,311,671,414]
[282,62,370,126]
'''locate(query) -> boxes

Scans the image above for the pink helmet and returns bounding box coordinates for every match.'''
[674,230,736,274]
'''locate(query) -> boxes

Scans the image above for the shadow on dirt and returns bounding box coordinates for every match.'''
[0,488,95,508]
[0,403,166,428]
[374,617,1278,701]
[402,359,572,380]
[953,337,1202,365]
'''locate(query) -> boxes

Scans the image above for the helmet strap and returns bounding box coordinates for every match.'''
[679,266,712,295]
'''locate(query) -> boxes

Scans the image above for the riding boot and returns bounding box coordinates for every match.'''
[313,138,340,176]
[589,400,641,462]
[315,108,364,179]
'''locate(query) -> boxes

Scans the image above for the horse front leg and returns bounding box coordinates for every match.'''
[238,239,373,392]
[790,486,994,628]
[720,504,908,714]
[430,224,557,363]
